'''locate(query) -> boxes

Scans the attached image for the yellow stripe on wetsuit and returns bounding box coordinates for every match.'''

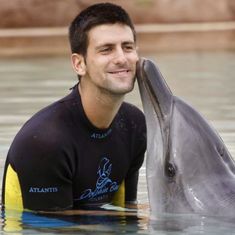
[4,164,23,210]
[112,181,125,207]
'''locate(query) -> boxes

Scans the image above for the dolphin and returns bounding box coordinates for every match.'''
[136,58,235,219]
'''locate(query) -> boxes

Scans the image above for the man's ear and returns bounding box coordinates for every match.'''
[71,53,86,77]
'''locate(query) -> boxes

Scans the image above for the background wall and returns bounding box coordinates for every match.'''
[1,0,235,28]
[1,0,235,56]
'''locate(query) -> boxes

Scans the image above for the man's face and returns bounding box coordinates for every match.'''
[83,23,138,95]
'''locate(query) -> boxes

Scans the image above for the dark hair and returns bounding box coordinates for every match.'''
[69,2,136,56]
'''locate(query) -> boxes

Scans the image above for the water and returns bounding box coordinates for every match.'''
[0,51,235,234]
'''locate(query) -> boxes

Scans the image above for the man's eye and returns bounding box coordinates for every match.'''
[124,45,135,51]
[100,48,112,54]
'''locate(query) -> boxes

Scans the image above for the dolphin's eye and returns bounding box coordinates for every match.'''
[165,162,176,178]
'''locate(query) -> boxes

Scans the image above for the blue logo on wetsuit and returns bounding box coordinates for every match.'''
[78,157,119,201]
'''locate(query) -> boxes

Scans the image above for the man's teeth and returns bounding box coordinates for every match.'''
[111,70,129,74]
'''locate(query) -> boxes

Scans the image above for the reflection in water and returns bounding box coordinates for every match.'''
[0,51,235,234]
[148,213,235,235]
[2,207,149,234]
[2,208,235,235]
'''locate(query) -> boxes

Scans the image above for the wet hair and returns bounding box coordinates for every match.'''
[69,2,136,56]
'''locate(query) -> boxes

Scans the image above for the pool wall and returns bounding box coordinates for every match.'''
[1,0,235,56]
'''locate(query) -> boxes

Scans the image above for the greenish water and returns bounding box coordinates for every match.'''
[0,51,235,234]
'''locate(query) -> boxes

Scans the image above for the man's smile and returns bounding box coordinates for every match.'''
[108,69,130,75]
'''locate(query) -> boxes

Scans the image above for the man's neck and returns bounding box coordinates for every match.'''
[78,83,124,129]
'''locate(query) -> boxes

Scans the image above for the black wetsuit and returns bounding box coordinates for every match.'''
[2,85,146,211]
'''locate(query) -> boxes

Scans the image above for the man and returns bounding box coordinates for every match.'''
[2,2,146,211]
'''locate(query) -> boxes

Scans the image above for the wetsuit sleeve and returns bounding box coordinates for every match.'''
[3,128,74,211]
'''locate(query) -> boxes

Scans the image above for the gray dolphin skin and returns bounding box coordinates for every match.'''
[136,58,235,219]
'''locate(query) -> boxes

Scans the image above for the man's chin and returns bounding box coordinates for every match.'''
[110,85,135,96]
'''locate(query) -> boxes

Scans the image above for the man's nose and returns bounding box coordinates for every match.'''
[113,48,127,64]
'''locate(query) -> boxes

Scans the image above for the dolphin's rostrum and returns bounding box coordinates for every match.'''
[137,58,235,219]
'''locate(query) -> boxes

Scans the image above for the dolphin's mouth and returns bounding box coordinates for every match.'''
[136,58,146,82]
[137,58,164,123]
[137,58,174,124]
[136,58,167,163]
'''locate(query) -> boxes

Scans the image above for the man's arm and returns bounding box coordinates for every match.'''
[2,130,74,211]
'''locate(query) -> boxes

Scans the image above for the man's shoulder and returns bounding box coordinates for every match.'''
[24,99,68,129]
[24,88,77,128]
[13,91,77,147]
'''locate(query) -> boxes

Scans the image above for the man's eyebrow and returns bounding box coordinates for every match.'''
[122,41,136,47]
[95,41,136,50]
[122,41,135,45]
